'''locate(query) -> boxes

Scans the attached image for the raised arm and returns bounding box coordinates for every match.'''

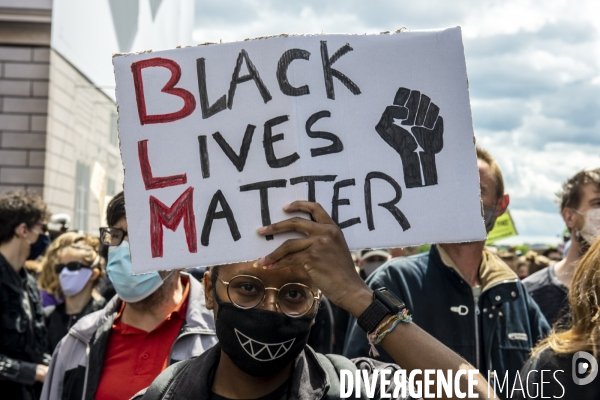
[255,201,497,400]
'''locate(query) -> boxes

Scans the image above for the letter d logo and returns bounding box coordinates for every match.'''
[572,351,598,385]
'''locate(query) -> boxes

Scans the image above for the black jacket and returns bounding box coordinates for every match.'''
[44,296,106,353]
[344,245,550,396]
[0,253,49,400]
[133,343,414,400]
[516,346,600,400]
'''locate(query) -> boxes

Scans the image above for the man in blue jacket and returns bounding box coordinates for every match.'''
[344,147,550,398]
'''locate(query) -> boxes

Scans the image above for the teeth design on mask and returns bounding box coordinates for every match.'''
[235,329,295,361]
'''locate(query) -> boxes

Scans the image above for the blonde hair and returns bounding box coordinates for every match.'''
[532,237,600,357]
[38,232,105,298]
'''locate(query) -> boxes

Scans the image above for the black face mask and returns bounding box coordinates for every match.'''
[214,296,314,377]
[28,232,50,260]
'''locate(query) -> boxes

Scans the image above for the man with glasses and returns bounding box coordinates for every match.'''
[41,191,217,400]
[0,190,51,400]
[135,201,496,399]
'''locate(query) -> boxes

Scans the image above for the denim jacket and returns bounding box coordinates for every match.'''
[344,245,550,395]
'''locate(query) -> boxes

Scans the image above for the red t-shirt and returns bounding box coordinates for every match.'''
[95,278,190,400]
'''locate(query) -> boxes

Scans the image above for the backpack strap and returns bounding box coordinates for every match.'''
[316,354,368,400]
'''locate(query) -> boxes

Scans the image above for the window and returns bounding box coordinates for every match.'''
[109,112,118,146]
[107,178,116,197]
[74,162,90,232]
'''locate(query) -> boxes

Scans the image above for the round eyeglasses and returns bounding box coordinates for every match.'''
[215,274,321,317]
[99,227,128,246]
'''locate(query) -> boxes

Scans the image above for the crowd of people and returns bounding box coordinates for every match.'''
[1,146,599,399]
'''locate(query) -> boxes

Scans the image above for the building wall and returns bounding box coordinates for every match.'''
[0,44,50,196]
[45,50,123,234]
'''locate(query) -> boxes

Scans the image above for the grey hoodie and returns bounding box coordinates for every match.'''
[40,273,217,400]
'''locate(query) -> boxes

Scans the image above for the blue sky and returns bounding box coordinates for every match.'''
[192,0,600,239]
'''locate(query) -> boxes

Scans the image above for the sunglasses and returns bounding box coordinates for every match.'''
[55,261,91,274]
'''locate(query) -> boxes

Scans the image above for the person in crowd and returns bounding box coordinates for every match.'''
[497,250,518,273]
[42,233,107,352]
[542,247,562,262]
[359,249,392,279]
[524,169,600,327]
[516,260,530,280]
[134,201,496,399]
[521,251,553,276]
[344,147,550,395]
[517,237,600,400]
[38,232,92,307]
[41,191,217,400]
[389,247,419,258]
[0,191,51,399]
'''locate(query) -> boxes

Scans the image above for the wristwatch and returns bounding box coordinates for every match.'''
[357,288,406,333]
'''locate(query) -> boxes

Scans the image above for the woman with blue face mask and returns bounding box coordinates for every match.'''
[43,238,106,353]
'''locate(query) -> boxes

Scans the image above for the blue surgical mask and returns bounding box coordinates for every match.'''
[106,241,164,303]
[27,230,50,260]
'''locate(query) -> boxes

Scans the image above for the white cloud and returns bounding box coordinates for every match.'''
[193,0,600,237]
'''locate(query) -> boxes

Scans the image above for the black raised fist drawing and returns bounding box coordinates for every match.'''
[375,87,444,188]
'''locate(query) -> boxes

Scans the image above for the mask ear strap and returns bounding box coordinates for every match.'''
[570,208,588,218]
[161,270,175,282]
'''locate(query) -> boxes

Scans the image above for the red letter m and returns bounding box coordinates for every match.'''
[149,187,197,258]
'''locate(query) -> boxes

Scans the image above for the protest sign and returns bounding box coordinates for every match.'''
[486,210,518,244]
[113,27,486,273]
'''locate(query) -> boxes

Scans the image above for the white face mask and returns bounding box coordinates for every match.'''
[573,208,600,245]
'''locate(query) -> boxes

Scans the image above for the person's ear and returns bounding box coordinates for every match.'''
[562,207,578,230]
[495,194,510,217]
[14,223,28,239]
[91,268,101,282]
[204,270,214,310]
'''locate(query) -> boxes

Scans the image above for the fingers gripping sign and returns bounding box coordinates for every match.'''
[375,87,444,188]
[254,201,370,308]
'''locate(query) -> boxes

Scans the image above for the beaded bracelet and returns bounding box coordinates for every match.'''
[367,308,412,357]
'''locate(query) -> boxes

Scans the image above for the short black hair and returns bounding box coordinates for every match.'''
[106,191,126,227]
[0,190,50,244]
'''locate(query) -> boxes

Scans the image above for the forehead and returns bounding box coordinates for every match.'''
[60,248,86,263]
[112,217,128,230]
[580,183,600,204]
[477,159,497,194]
[217,262,315,287]
[477,159,493,183]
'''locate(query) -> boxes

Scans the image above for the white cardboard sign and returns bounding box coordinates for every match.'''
[113,27,486,273]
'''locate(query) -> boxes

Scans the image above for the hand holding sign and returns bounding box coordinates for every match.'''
[375,87,444,188]
[255,201,370,313]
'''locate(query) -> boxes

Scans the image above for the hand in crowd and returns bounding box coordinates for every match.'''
[35,364,48,383]
[255,201,373,317]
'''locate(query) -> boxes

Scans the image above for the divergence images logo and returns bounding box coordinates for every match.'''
[573,351,598,386]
